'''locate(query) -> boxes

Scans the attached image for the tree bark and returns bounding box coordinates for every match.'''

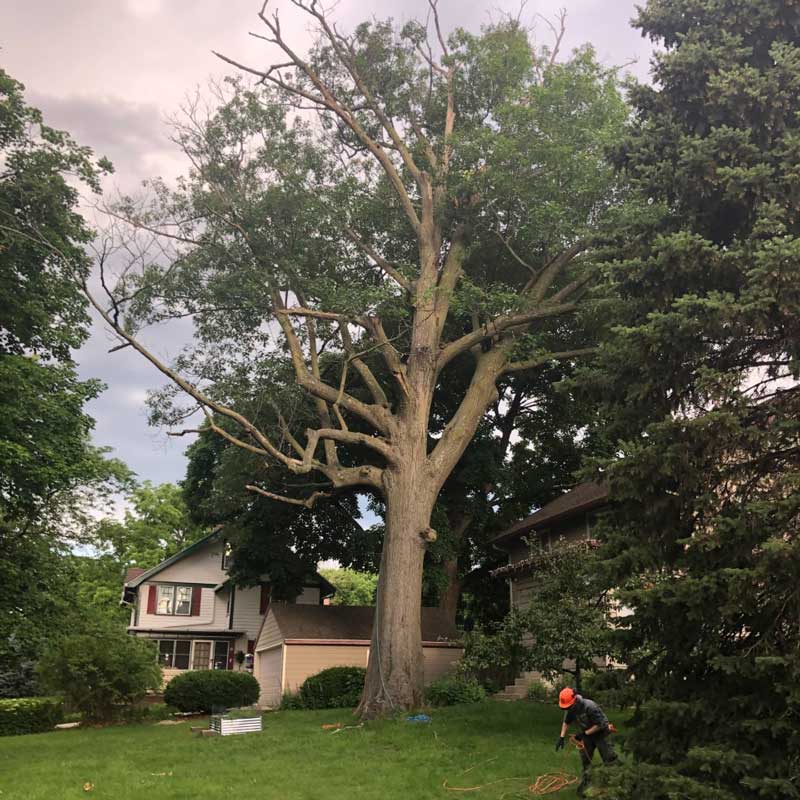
[357,465,434,718]
[438,557,461,626]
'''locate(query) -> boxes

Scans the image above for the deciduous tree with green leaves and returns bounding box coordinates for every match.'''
[84,3,627,715]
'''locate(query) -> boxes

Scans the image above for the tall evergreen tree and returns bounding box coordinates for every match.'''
[582,1,800,797]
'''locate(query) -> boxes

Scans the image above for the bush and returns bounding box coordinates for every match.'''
[37,625,162,721]
[280,692,305,710]
[164,670,259,713]
[299,666,366,709]
[526,680,554,704]
[425,677,486,707]
[0,697,64,736]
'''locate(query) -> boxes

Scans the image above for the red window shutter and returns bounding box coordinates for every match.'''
[191,587,202,616]
[259,584,271,615]
[146,585,156,614]
[247,639,255,655]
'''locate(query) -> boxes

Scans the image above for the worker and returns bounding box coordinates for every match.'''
[554,686,617,797]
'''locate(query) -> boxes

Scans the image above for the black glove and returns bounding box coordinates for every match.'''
[555,736,566,752]
[574,732,585,742]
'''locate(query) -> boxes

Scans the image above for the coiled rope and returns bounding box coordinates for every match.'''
[443,735,583,795]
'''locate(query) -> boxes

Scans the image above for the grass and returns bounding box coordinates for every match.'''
[0,701,605,799]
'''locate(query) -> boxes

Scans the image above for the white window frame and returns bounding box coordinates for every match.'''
[155,584,193,616]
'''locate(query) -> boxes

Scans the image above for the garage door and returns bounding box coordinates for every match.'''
[257,646,283,708]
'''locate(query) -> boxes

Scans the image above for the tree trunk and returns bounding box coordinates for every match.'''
[438,558,461,627]
[357,466,433,719]
[438,510,471,626]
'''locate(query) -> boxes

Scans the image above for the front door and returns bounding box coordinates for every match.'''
[192,640,212,670]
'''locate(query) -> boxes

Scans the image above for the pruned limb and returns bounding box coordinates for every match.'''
[503,347,597,374]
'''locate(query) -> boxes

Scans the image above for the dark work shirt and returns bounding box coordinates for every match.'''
[564,696,609,733]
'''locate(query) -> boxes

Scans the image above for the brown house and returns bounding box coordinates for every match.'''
[489,483,610,698]
[491,482,609,611]
[254,604,464,707]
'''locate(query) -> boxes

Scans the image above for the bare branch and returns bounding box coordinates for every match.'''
[523,240,585,301]
[503,347,597,374]
[246,484,331,508]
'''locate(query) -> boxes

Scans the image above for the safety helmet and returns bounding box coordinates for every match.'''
[558,687,578,709]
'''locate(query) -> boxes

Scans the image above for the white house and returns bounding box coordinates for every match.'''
[121,528,334,683]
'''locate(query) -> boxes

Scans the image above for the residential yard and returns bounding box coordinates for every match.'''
[0,701,618,799]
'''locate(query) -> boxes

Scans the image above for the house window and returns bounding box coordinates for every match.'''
[213,641,229,670]
[158,640,191,669]
[221,542,232,571]
[156,585,193,616]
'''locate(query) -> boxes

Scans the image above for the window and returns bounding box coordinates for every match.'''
[192,641,211,670]
[156,585,193,616]
[213,641,229,670]
[158,640,191,669]
[221,541,232,571]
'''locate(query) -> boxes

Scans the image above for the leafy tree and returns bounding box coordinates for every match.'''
[84,6,627,715]
[95,481,206,569]
[579,1,800,796]
[37,619,161,721]
[0,69,126,694]
[513,543,615,691]
[319,568,378,606]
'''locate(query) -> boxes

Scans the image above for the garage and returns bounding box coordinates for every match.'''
[254,604,463,707]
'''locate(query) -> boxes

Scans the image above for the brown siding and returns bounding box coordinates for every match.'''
[255,610,283,652]
[257,646,284,708]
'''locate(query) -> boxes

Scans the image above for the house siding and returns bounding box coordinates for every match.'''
[154,540,228,584]
[135,584,223,631]
[232,586,267,641]
[258,646,284,707]
[254,610,283,653]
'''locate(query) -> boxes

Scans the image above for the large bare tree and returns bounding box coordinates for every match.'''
[83,1,626,716]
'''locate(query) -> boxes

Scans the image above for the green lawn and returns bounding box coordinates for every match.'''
[0,701,599,799]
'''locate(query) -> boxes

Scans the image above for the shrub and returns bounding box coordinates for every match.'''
[0,697,63,736]
[425,677,486,707]
[526,680,554,703]
[118,703,177,724]
[37,625,162,721]
[299,666,366,709]
[280,692,305,710]
[164,670,259,713]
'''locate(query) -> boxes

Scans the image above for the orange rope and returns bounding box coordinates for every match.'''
[444,735,583,795]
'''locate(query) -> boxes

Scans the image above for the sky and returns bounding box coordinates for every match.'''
[1,0,654,490]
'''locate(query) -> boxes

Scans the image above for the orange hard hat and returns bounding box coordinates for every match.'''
[558,687,578,709]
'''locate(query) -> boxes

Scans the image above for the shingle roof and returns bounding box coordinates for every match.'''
[492,482,609,547]
[269,603,460,643]
[125,567,146,583]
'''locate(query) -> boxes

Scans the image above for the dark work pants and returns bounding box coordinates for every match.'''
[577,731,617,796]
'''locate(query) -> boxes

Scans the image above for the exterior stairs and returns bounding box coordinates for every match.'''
[493,670,544,701]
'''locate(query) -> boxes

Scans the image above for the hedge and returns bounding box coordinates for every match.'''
[425,677,486,707]
[164,670,259,713]
[0,697,64,736]
[299,666,366,709]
